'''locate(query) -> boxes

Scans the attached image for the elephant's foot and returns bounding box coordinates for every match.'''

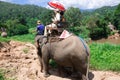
[43,71,50,77]
[82,75,87,80]
[43,73,50,77]
[71,73,78,78]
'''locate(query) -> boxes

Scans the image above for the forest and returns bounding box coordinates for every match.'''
[0,1,120,40]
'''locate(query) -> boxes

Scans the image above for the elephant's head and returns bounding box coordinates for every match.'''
[38,36,48,48]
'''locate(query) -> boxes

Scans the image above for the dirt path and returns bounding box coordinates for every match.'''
[0,41,120,80]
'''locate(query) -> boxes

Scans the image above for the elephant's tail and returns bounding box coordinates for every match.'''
[86,55,90,80]
[79,36,90,80]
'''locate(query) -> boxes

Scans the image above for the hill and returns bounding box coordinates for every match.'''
[81,5,118,17]
[0,1,53,27]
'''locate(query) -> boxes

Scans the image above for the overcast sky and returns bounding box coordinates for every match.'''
[0,0,120,9]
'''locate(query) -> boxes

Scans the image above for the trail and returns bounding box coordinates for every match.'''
[0,41,120,80]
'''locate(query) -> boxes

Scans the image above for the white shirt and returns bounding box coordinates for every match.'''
[52,13,60,22]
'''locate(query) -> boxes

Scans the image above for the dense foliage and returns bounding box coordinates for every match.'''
[81,6,117,39]
[64,7,82,27]
[114,4,120,30]
[64,7,89,38]
[0,1,53,36]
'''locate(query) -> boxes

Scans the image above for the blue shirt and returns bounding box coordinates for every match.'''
[37,24,45,35]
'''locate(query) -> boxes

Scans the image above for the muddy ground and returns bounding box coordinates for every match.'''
[0,41,120,80]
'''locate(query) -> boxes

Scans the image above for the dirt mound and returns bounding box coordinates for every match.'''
[0,41,120,80]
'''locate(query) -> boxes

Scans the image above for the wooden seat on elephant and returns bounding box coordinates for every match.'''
[46,21,68,36]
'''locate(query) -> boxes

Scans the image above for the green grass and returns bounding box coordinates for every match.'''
[0,37,10,42]
[0,73,4,80]
[23,48,29,54]
[0,34,35,43]
[0,69,16,80]
[90,42,120,71]
[0,69,5,80]
[10,34,35,43]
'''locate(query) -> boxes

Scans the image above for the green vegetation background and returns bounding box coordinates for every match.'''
[1,1,120,39]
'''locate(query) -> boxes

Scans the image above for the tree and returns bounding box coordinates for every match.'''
[39,10,53,25]
[64,7,82,27]
[86,14,110,39]
[114,4,120,30]
[64,7,89,38]
[5,19,28,36]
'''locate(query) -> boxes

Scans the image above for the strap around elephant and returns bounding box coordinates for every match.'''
[79,37,89,56]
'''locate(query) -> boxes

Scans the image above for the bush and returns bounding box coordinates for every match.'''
[8,24,28,36]
[89,26,110,40]
[28,27,36,34]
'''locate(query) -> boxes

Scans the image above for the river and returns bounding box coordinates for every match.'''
[92,37,120,45]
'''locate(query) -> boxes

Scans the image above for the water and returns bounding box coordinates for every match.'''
[92,37,120,45]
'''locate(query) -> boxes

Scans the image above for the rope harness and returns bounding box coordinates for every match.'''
[79,37,89,56]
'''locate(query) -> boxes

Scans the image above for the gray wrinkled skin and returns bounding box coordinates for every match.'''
[38,35,90,80]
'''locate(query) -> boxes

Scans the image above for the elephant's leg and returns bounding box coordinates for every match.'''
[72,62,87,80]
[71,68,80,78]
[81,66,88,80]
[58,65,64,77]
[80,61,89,80]
[37,47,43,72]
[42,57,50,77]
[34,35,45,72]
[42,48,50,77]
[58,66,73,77]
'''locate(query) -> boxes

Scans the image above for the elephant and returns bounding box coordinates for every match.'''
[1,32,7,37]
[36,35,90,80]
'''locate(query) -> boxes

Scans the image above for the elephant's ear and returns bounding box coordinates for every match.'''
[38,36,48,48]
[42,37,48,44]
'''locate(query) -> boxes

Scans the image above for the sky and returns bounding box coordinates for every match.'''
[0,0,120,9]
